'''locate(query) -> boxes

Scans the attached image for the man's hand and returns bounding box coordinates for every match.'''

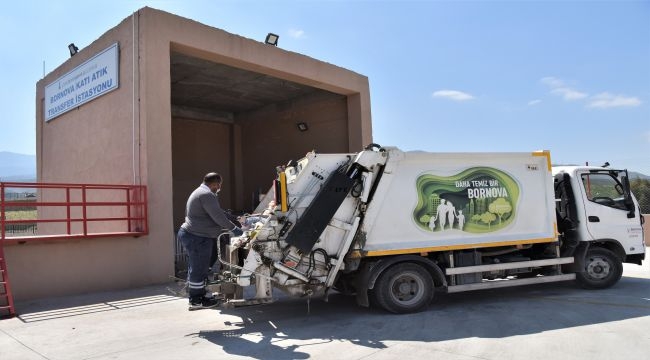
[231,226,244,237]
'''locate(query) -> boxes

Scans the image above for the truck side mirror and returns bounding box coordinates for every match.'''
[621,174,635,218]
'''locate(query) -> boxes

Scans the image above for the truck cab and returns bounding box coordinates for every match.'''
[553,166,645,288]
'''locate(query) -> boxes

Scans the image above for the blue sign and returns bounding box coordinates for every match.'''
[44,43,119,122]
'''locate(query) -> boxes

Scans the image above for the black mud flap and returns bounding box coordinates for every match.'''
[563,241,589,273]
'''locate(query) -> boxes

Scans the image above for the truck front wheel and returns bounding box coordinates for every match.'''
[373,263,434,314]
[576,247,623,289]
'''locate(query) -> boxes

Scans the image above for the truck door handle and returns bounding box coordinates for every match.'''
[588,216,600,222]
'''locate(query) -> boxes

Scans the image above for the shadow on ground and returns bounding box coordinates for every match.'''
[14,285,179,322]
[198,275,650,359]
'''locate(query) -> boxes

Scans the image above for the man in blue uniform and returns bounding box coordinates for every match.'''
[177,172,243,310]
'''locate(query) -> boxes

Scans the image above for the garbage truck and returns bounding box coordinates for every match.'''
[213,144,645,313]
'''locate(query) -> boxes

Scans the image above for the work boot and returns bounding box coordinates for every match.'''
[188,296,221,311]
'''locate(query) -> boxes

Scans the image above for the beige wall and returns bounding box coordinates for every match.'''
[171,91,349,222]
[8,11,174,301]
[5,236,156,300]
[171,118,234,230]
[7,7,373,302]
[238,91,350,210]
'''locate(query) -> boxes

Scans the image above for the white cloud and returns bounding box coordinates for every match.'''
[551,87,588,101]
[432,90,475,101]
[288,28,305,39]
[541,77,588,101]
[587,93,642,109]
[540,77,642,109]
[541,77,565,88]
[528,99,542,106]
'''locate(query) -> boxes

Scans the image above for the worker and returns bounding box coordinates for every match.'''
[177,172,243,310]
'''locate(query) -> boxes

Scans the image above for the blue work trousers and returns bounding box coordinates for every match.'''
[177,228,214,300]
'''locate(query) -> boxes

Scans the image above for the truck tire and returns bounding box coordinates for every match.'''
[373,263,434,314]
[575,247,623,289]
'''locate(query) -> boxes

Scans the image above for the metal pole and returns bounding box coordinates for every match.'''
[82,185,88,236]
[66,187,71,235]
[126,188,132,232]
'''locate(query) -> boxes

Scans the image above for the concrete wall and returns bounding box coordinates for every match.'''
[5,236,156,300]
[171,90,349,224]
[238,91,350,210]
[6,11,172,301]
[165,24,371,152]
[171,118,233,230]
[7,7,373,302]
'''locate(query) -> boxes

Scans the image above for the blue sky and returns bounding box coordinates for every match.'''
[1,0,649,174]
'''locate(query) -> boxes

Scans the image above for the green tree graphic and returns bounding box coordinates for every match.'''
[480,212,497,229]
[412,167,520,233]
[488,198,512,224]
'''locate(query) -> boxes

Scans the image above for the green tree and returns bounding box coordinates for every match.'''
[471,214,481,223]
[480,212,497,229]
[488,198,512,224]
[630,179,650,214]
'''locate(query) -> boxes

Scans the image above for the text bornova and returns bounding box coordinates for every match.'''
[455,180,509,199]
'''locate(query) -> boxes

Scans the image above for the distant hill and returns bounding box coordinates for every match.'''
[0,151,36,181]
[630,171,650,180]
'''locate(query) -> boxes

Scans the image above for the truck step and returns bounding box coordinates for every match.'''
[222,298,274,308]
[445,257,574,275]
[446,273,576,293]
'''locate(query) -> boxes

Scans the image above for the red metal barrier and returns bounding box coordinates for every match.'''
[1,182,148,245]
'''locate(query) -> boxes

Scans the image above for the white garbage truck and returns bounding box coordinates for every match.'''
[215,144,645,313]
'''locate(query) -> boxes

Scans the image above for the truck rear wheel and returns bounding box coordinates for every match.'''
[576,247,623,289]
[373,263,434,314]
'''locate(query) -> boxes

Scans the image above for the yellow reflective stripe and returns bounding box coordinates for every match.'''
[532,150,552,172]
[348,237,557,258]
[279,172,288,212]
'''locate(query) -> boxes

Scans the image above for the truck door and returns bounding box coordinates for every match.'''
[578,171,638,243]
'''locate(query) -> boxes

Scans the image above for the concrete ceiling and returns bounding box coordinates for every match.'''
[170,52,322,114]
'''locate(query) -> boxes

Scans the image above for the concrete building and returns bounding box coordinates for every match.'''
[5,7,371,301]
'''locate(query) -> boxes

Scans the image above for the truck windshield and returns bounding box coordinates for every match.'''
[581,173,627,210]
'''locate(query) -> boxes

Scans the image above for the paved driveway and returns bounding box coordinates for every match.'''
[1,257,649,360]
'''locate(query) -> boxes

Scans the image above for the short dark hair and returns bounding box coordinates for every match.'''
[203,172,222,184]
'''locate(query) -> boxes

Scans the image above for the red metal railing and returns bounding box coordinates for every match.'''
[1,182,148,245]
[0,243,15,318]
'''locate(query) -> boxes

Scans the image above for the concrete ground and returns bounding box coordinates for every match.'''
[1,257,649,360]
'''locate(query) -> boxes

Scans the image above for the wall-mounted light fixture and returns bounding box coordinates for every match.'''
[265,33,279,46]
[68,43,79,57]
[296,122,308,132]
